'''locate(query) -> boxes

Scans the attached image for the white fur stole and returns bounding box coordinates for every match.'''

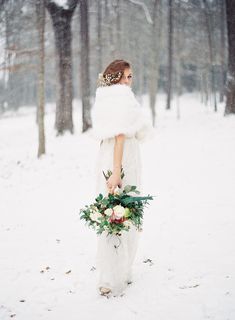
[90,84,154,142]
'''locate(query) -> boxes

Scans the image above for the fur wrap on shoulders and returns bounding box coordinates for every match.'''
[90,84,155,143]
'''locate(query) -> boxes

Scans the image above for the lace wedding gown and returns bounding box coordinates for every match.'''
[94,136,143,296]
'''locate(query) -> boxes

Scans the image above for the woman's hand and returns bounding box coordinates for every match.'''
[106,172,122,194]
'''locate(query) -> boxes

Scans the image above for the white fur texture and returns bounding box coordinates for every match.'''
[90,84,154,142]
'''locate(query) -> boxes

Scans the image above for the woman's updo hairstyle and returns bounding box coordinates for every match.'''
[97,59,131,87]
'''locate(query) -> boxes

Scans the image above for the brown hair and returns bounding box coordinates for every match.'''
[102,59,131,86]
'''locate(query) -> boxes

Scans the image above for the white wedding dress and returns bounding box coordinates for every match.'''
[90,83,154,296]
[94,136,143,296]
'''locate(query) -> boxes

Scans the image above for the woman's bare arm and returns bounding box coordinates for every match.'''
[106,134,125,193]
[113,134,125,174]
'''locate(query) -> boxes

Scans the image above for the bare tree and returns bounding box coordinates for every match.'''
[224,0,235,115]
[149,0,160,126]
[0,0,229,123]
[218,0,226,103]
[175,0,183,120]
[115,0,122,57]
[3,0,24,111]
[36,0,46,157]
[45,0,79,135]
[202,0,217,112]
[166,0,173,110]
[96,0,103,73]
[80,0,91,132]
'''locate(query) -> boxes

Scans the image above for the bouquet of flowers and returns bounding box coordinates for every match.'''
[79,169,154,236]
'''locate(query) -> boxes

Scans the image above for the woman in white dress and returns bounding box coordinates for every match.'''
[91,59,154,297]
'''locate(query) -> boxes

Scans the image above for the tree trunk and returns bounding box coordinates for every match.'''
[46,0,79,134]
[219,0,226,103]
[80,0,92,132]
[166,0,173,110]
[175,0,183,120]
[149,0,160,126]
[116,0,122,56]
[97,0,103,73]
[36,0,46,157]
[105,0,115,57]
[224,0,235,115]
[5,4,18,111]
[203,0,217,112]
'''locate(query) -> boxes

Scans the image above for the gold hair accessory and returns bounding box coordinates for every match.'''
[97,71,122,87]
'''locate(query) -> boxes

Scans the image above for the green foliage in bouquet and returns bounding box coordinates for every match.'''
[102,166,125,181]
[79,184,154,236]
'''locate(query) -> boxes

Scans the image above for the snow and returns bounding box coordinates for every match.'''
[0,93,235,319]
[53,0,69,9]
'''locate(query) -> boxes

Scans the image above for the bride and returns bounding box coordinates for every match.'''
[91,59,154,297]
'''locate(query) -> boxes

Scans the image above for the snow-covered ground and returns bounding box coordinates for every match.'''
[0,93,235,320]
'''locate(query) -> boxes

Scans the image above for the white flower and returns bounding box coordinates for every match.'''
[90,210,102,223]
[113,187,121,195]
[104,208,113,217]
[123,220,132,228]
[113,205,125,219]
